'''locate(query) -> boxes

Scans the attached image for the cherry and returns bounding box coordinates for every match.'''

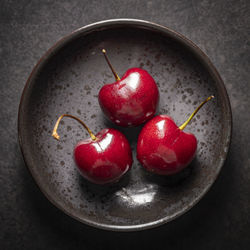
[98,49,159,127]
[52,114,133,184]
[137,96,214,175]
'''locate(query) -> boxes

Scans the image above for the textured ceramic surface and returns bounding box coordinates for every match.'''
[18,19,232,231]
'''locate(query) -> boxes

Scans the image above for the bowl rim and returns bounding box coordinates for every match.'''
[18,18,232,232]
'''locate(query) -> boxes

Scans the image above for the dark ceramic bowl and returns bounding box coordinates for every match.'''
[18,19,232,231]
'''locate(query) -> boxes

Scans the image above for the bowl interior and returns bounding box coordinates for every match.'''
[19,23,231,230]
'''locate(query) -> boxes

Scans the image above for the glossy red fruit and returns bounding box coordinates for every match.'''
[137,115,197,175]
[52,114,133,185]
[74,128,133,184]
[98,50,159,127]
[137,96,214,175]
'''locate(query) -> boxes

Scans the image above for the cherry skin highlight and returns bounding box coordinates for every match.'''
[98,50,159,127]
[52,114,133,185]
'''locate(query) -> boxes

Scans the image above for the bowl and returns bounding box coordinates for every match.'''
[18,19,232,231]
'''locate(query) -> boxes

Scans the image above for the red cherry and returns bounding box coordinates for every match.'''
[52,114,133,184]
[98,49,159,127]
[74,128,132,184]
[137,96,214,175]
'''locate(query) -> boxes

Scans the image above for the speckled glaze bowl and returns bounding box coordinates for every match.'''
[18,19,232,231]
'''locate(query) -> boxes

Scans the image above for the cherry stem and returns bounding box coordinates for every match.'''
[179,95,215,130]
[102,49,120,81]
[52,114,96,141]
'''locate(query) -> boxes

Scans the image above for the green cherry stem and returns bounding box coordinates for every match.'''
[102,49,120,81]
[179,95,215,130]
[52,114,96,141]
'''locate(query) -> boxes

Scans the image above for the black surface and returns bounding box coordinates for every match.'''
[0,0,249,249]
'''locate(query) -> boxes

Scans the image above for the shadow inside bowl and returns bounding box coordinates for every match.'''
[141,158,197,188]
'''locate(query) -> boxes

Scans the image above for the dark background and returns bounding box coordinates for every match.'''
[1,0,249,249]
